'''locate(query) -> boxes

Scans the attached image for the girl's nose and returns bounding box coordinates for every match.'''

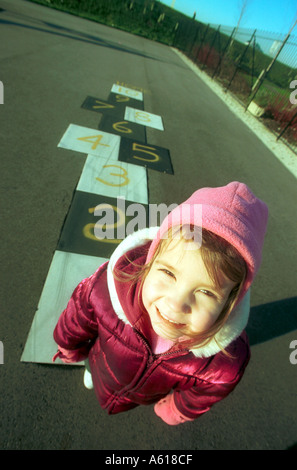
[165,290,192,314]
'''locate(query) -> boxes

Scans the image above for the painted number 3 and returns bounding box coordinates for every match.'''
[96,164,130,187]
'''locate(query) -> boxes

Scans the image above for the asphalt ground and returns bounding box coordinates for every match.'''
[0,0,297,451]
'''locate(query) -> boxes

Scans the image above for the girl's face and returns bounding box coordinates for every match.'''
[142,239,236,341]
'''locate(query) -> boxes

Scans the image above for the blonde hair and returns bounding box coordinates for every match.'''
[115,225,247,354]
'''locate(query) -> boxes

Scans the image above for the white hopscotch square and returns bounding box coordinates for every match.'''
[21,251,107,365]
[124,107,164,131]
[58,124,121,159]
[111,84,143,101]
[77,154,148,204]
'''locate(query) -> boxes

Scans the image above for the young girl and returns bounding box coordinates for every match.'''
[53,181,268,425]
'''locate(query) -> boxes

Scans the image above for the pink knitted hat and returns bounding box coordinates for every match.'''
[146,182,268,301]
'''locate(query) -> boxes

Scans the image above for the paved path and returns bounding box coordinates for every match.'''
[1,0,296,450]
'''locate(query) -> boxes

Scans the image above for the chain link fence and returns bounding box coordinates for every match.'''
[173,20,297,152]
[29,0,297,152]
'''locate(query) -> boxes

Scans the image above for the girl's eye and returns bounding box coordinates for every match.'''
[199,289,215,298]
[159,269,175,279]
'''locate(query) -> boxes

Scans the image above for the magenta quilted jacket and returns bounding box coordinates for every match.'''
[53,236,250,420]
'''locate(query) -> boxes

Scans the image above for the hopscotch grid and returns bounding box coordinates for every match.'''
[21,83,166,365]
[76,154,148,203]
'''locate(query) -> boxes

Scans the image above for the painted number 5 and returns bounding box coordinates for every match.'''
[132,143,160,162]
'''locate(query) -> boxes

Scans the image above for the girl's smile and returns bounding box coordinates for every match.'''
[155,306,186,328]
[142,239,236,341]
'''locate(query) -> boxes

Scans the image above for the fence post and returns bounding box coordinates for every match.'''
[225,29,256,92]
[212,27,236,78]
[250,35,256,91]
[194,23,209,63]
[202,25,220,70]
[189,24,201,58]
[172,22,179,47]
[276,109,297,141]
[246,19,297,110]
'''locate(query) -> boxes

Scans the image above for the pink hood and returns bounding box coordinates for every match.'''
[146,181,268,304]
[107,182,268,358]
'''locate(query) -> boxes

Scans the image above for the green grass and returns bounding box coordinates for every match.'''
[26,0,188,45]
[26,0,297,145]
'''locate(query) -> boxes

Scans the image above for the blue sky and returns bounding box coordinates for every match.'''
[159,0,297,35]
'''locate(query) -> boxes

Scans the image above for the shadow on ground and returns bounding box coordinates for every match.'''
[247,297,297,346]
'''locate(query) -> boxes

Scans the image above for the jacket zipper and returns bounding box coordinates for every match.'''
[108,329,189,409]
[133,328,188,364]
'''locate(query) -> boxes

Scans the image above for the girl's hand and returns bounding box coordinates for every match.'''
[154,394,193,425]
[52,347,79,363]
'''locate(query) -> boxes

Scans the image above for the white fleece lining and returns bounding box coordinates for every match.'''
[107,227,159,326]
[190,290,250,358]
[107,228,250,358]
